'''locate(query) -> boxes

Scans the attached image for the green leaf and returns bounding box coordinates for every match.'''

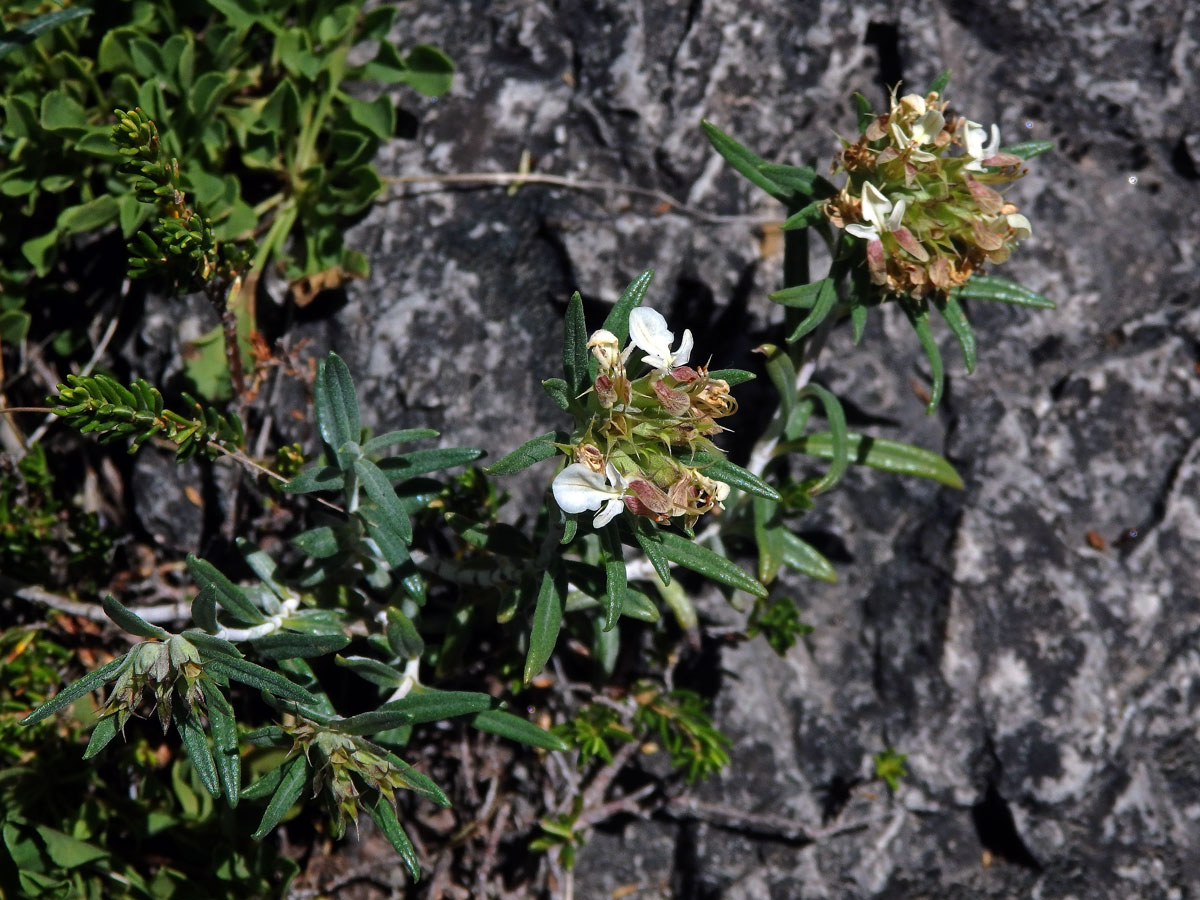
[250,632,350,660]
[782,279,837,342]
[186,554,266,626]
[361,428,438,455]
[21,655,130,726]
[315,353,361,450]
[753,496,785,584]
[769,277,832,309]
[34,825,108,869]
[240,763,284,801]
[384,607,424,659]
[562,290,589,396]
[757,164,834,198]
[602,269,654,344]
[599,523,625,632]
[382,752,449,805]
[177,708,220,798]
[471,709,568,751]
[82,714,120,759]
[203,656,314,704]
[0,7,92,60]
[779,532,837,582]
[334,710,414,736]
[780,200,825,231]
[346,96,395,139]
[39,90,89,135]
[182,630,243,659]
[902,299,944,414]
[368,794,421,880]
[796,382,848,493]
[934,294,977,373]
[484,431,560,475]
[620,587,660,623]
[701,119,790,203]
[850,300,869,345]
[381,689,493,723]
[202,681,240,806]
[376,447,485,480]
[759,342,796,428]
[524,567,565,684]
[20,229,59,276]
[779,431,963,488]
[656,531,767,598]
[356,458,414,544]
[631,518,670,585]
[704,368,755,386]
[251,754,308,840]
[853,92,874,132]
[102,595,170,640]
[689,456,781,501]
[999,140,1053,160]
[335,655,405,688]
[926,70,951,96]
[398,44,455,97]
[949,274,1055,309]
[541,377,571,411]
[57,196,119,236]
[282,465,344,494]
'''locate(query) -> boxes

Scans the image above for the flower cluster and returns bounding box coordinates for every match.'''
[552,307,736,531]
[823,88,1031,298]
[103,635,206,733]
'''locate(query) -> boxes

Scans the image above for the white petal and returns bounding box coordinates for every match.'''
[845,223,879,240]
[899,94,926,116]
[912,110,944,144]
[628,307,672,355]
[1006,213,1031,240]
[552,463,610,513]
[984,124,1001,157]
[860,182,891,228]
[673,329,693,366]
[593,497,624,527]
[604,462,627,490]
[885,197,907,231]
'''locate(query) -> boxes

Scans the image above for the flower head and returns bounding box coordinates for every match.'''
[552,461,629,527]
[628,307,692,372]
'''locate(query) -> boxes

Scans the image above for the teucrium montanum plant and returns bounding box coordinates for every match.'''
[17,70,1054,887]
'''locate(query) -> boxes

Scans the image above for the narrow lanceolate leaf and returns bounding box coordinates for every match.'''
[484,431,560,476]
[599,523,626,632]
[603,269,654,344]
[382,751,450,806]
[377,447,485,481]
[250,631,350,660]
[470,709,568,751]
[853,92,874,131]
[21,655,130,726]
[524,567,565,684]
[934,294,977,374]
[705,368,755,386]
[252,754,308,839]
[796,382,848,493]
[176,708,220,799]
[563,291,589,395]
[541,378,571,411]
[902,300,944,414]
[691,457,781,502]
[926,69,951,97]
[202,681,241,806]
[850,301,869,345]
[102,595,170,639]
[381,689,493,723]
[314,353,361,450]
[769,278,832,309]
[656,531,767,599]
[0,7,93,60]
[780,200,825,231]
[785,278,838,343]
[335,655,405,688]
[203,655,313,704]
[759,342,797,426]
[240,763,284,801]
[950,275,1054,309]
[700,120,790,203]
[632,518,671,585]
[355,458,413,544]
[753,497,785,584]
[999,140,1053,161]
[182,630,243,659]
[621,588,660,622]
[368,793,421,881]
[779,532,837,583]
[83,715,120,760]
[385,608,424,660]
[186,555,266,626]
[778,432,964,488]
[360,428,438,455]
[333,710,414,736]
[280,465,344,494]
[757,163,834,198]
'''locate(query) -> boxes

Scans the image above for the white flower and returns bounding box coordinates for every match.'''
[1005,213,1031,240]
[628,307,692,372]
[958,118,1000,171]
[552,462,628,527]
[845,182,907,242]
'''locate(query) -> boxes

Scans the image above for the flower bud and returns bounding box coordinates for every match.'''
[587,329,622,372]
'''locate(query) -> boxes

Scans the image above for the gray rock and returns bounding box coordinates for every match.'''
[334,0,1200,895]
